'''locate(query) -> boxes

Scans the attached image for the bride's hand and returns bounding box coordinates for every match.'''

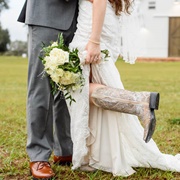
[85,40,101,64]
[87,0,93,2]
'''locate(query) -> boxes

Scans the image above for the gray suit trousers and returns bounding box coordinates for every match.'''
[27,22,76,161]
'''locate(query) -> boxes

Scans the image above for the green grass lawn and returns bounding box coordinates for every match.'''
[0,56,179,180]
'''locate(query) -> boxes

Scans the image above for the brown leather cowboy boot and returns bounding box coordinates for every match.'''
[91,86,160,143]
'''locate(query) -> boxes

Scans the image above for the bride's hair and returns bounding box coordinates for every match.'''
[109,0,133,15]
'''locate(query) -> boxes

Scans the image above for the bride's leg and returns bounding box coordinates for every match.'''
[89,83,105,104]
[89,83,160,143]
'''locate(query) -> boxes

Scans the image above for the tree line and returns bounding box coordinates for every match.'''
[0,0,27,56]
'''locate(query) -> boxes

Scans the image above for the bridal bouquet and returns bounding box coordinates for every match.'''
[40,34,85,104]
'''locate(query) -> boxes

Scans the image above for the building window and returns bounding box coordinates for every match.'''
[148,1,156,9]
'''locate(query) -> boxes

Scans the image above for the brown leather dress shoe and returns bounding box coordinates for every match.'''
[54,155,72,166]
[30,161,55,180]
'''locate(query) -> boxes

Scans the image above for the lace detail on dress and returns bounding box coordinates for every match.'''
[67,65,91,170]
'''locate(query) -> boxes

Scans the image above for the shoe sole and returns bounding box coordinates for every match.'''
[144,109,156,143]
[144,92,160,143]
[30,170,54,180]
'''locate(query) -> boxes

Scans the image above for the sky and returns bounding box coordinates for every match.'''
[0,0,27,41]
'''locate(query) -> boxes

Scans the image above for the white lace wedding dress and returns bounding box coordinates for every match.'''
[68,0,180,176]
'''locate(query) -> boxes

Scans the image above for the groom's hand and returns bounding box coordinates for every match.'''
[88,0,93,2]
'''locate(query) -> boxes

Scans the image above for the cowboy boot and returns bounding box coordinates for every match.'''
[91,86,160,143]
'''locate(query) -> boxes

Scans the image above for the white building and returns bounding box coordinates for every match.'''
[138,0,180,58]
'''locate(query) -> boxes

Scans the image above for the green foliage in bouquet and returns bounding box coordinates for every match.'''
[39,33,85,104]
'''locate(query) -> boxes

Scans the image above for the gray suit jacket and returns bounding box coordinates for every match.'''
[18,0,78,30]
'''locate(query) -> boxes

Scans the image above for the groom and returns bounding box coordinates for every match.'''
[18,0,78,179]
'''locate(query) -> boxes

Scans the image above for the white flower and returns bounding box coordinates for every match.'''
[60,71,79,85]
[46,68,54,75]
[44,56,51,65]
[44,56,58,72]
[51,41,58,47]
[49,48,69,65]
[50,73,60,84]
[54,68,64,77]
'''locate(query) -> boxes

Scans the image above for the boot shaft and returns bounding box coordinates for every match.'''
[91,86,158,143]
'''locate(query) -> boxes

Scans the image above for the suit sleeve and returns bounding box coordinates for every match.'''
[17,0,27,23]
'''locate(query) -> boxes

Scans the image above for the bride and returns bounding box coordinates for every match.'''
[68,0,180,176]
